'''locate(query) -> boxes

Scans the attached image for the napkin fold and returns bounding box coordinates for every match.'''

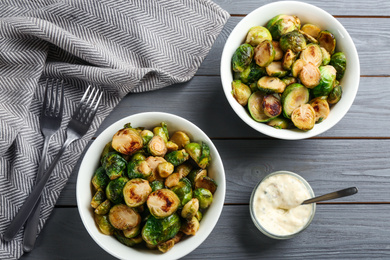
[0,0,229,258]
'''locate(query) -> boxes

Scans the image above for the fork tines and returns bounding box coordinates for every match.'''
[42,79,64,117]
[73,85,103,124]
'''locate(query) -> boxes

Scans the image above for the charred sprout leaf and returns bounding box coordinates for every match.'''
[245,26,272,46]
[300,43,322,67]
[321,47,331,65]
[281,83,310,118]
[330,52,347,80]
[106,176,129,204]
[247,91,273,123]
[279,30,306,53]
[94,199,112,215]
[194,176,218,194]
[181,198,199,219]
[91,189,106,208]
[291,104,316,131]
[266,117,291,129]
[238,61,267,84]
[193,188,213,209]
[272,41,284,61]
[112,127,143,155]
[254,40,275,67]
[109,204,141,230]
[127,160,152,180]
[147,189,180,218]
[232,43,254,72]
[310,96,330,123]
[169,131,190,149]
[157,161,175,178]
[142,213,181,246]
[140,130,154,145]
[267,15,301,40]
[257,76,286,94]
[102,152,127,180]
[150,180,164,192]
[148,135,167,157]
[92,166,109,191]
[262,94,282,118]
[114,231,143,247]
[301,24,321,38]
[165,149,189,167]
[123,225,141,238]
[180,216,200,236]
[328,85,343,105]
[299,62,321,89]
[266,61,289,78]
[232,80,252,106]
[171,177,192,207]
[317,30,336,55]
[312,65,337,97]
[123,178,152,207]
[94,214,115,235]
[282,49,298,70]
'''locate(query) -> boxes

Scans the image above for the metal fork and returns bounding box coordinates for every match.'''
[23,79,64,252]
[4,85,103,242]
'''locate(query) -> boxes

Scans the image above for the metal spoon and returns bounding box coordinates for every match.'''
[302,187,358,205]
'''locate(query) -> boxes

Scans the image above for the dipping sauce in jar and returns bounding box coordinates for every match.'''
[250,171,315,239]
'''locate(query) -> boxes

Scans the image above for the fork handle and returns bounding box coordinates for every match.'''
[3,137,75,242]
[22,135,52,252]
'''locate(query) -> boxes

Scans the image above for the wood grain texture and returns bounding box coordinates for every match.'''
[20,205,390,259]
[197,17,390,76]
[213,0,390,16]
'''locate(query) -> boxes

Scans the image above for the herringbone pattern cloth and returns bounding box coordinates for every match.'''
[0,0,229,258]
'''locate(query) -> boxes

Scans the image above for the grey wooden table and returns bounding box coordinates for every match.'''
[21,0,390,259]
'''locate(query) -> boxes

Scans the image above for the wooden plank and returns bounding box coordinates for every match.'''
[197,17,390,76]
[213,0,390,16]
[20,205,390,259]
[58,139,390,206]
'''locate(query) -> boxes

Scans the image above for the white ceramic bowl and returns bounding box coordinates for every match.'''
[76,112,226,260]
[220,1,360,140]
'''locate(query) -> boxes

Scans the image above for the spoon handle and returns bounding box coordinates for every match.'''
[302,187,358,205]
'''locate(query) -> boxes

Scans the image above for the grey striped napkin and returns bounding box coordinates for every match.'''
[0,0,229,258]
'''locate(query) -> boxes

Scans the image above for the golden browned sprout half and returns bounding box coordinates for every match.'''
[299,62,321,88]
[108,204,141,230]
[111,128,143,155]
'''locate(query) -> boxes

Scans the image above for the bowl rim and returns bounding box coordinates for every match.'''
[76,111,226,260]
[220,1,360,140]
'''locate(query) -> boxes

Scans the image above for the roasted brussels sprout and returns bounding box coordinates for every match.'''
[281,76,297,86]
[193,188,213,209]
[150,180,164,192]
[321,47,331,65]
[165,149,189,167]
[166,141,179,152]
[279,30,306,53]
[328,85,342,105]
[123,178,152,207]
[299,29,318,44]
[282,49,298,70]
[92,166,109,191]
[157,161,174,178]
[171,177,192,207]
[102,152,127,180]
[238,61,267,84]
[245,26,272,46]
[257,76,286,94]
[140,129,154,144]
[147,136,167,157]
[91,189,106,209]
[145,156,166,182]
[147,189,180,218]
[157,232,183,253]
[109,204,141,230]
[180,216,200,236]
[94,199,111,215]
[195,211,203,222]
[247,91,273,123]
[127,159,152,180]
[100,141,115,163]
[310,96,330,123]
[194,176,218,194]
[114,231,143,247]
[181,198,199,219]
[231,80,252,107]
[281,83,310,118]
[184,142,211,169]
[106,176,129,204]
[312,65,337,97]
[266,61,288,78]
[176,163,193,178]
[318,30,336,55]
[187,169,207,188]
[142,213,181,246]
[299,62,321,89]
[112,127,143,155]
[300,43,322,67]
[169,131,190,149]
[165,172,183,188]
[291,104,316,131]
[262,94,282,118]
[94,214,115,235]
[301,23,321,38]
[232,43,254,72]
[123,224,141,238]
[272,41,284,60]
[291,59,306,78]
[267,15,301,40]
[266,117,291,129]
[254,40,275,67]
[153,122,169,143]
[130,151,146,162]
[330,52,347,80]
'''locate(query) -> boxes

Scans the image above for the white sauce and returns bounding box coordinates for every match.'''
[253,173,313,236]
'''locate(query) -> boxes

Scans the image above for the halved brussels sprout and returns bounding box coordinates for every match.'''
[291,59,306,78]
[328,85,342,105]
[245,26,272,46]
[164,149,189,167]
[112,127,143,155]
[94,199,111,215]
[114,231,143,247]
[262,94,282,118]
[127,160,152,180]
[279,30,306,53]
[300,43,322,67]
[123,178,152,207]
[231,80,251,106]
[92,166,109,191]
[109,204,141,230]
[176,163,193,178]
[171,177,192,207]
[281,76,297,86]
[291,104,316,131]
[312,65,337,97]
[195,176,218,194]
[281,83,310,118]
[123,224,141,238]
[157,161,174,178]
[180,216,200,236]
[166,141,179,152]
[181,198,199,219]
[321,47,331,65]
[282,49,298,70]
[142,213,181,246]
[140,129,154,145]
[165,172,183,188]
[232,43,254,72]
[310,96,330,123]
[301,24,321,38]
[94,214,115,235]
[145,156,167,182]
[266,117,291,129]
[100,141,115,164]
[317,30,336,55]
[238,61,267,84]
[299,30,318,44]
[254,40,275,67]
[267,15,301,40]
[187,169,207,188]
[148,136,167,157]
[330,52,347,80]
[157,232,183,253]
[266,61,289,78]
[150,180,164,192]
[91,189,106,209]
[169,131,190,149]
[153,122,169,143]
[272,41,284,60]
[299,62,321,88]
[184,142,211,169]
[247,91,273,123]
[147,189,180,218]
[102,152,127,180]
[193,188,213,209]
[106,176,129,204]
[257,76,286,94]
